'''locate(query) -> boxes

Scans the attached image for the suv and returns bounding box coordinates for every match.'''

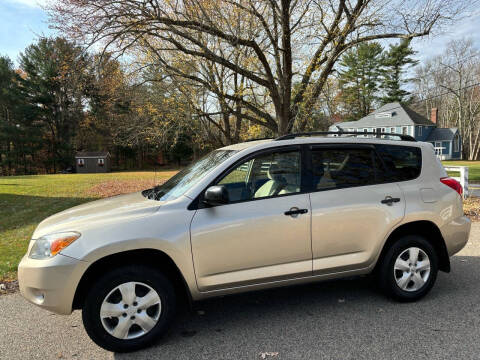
[18,133,470,352]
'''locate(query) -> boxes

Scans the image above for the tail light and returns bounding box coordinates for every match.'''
[440,177,463,197]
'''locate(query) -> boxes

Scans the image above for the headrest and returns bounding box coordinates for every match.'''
[267,163,282,181]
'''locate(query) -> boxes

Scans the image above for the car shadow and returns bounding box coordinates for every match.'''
[114,255,480,359]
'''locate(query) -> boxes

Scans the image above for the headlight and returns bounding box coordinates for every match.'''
[29,231,81,259]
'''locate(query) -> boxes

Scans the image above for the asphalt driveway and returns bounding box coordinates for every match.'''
[1,224,480,360]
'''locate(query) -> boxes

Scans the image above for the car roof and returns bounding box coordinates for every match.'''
[219,136,423,153]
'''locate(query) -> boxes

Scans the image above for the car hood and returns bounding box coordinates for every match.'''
[33,192,161,238]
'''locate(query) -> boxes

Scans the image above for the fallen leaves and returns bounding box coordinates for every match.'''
[86,179,166,198]
[464,196,480,221]
[0,280,18,295]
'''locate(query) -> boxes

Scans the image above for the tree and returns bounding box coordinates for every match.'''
[337,42,383,121]
[413,39,480,160]
[0,56,42,175]
[78,54,129,153]
[19,37,90,172]
[379,39,418,104]
[49,0,471,136]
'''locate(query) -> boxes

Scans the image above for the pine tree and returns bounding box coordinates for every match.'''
[379,39,418,104]
[337,42,383,121]
[19,37,90,172]
[0,56,42,175]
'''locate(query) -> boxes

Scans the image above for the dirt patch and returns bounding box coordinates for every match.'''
[464,196,480,222]
[0,280,19,295]
[86,179,166,198]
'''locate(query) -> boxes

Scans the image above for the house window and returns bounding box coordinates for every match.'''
[77,159,84,167]
[98,158,105,166]
[402,127,408,135]
[390,127,395,133]
[418,126,422,136]
[363,128,368,137]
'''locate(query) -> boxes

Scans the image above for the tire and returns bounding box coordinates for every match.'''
[377,235,438,302]
[82,265,176,352]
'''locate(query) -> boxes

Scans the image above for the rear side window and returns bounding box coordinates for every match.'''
[310,148,375,190]
[375,144,422,182]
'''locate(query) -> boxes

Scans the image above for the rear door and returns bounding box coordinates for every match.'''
[308,144,405,274]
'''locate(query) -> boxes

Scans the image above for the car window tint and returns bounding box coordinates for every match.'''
[310,148,375,190]
[375,144,422,182]
[217,150,301,202]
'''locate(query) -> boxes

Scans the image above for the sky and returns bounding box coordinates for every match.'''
[0,0,480,66]
[0,0,53,64]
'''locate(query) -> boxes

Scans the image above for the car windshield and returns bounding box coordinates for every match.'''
[143,150,238,201]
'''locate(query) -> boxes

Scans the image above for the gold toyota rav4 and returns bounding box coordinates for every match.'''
[18,133,470,352]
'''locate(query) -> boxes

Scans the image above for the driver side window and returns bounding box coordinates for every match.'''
[218,150,301,203]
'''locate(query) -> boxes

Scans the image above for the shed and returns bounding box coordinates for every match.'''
[75,151,111,173]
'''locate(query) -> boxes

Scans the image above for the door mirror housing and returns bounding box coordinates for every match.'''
[203,185,229,206]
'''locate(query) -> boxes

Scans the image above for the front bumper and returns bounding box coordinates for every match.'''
[441,215,471,256]
[18,253,89,315]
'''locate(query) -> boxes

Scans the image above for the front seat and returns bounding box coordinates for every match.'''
[254,161,299,198]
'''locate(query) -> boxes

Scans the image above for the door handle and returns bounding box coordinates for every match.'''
[284,208,308,216]
[381,196,400,205]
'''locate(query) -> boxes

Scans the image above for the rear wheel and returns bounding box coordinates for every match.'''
[378,235,438,302]
[82,265,176,352]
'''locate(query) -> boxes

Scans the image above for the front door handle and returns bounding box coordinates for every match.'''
[284,207,308,217]
[381,196,400,205]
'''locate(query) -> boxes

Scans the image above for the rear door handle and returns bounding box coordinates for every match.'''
[381,196,400,205]
[284,208,308,216]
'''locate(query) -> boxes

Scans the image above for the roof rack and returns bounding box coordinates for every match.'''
[274,131,416,142]
[244,137,274,142]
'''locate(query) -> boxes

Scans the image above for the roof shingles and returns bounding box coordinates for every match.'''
[426,128,458,142]
[333,102,435,129]
[75,151,110,158]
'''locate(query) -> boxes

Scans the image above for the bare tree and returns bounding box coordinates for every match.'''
[414,39,480,160]
[49,0,473,135]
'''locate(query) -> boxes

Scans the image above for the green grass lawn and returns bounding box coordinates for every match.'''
[0,170,178,281]
[442,161,480,182]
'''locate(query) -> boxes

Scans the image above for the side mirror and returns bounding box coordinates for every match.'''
[203,185,229,206]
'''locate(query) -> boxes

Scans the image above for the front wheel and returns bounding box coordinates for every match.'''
[82,265,176,352]
[378,235,438,302]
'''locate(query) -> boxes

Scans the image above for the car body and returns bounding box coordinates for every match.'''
[18,134,471,352]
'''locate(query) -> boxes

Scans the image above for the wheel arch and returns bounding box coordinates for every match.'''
[72,249,193,310]
[376,220,450,273]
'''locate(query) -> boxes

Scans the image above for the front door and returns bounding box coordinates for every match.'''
[190,148,312,292]
[307,145,405,274]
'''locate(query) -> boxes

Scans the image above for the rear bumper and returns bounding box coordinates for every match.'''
[18,254,89,315]
[441,215,471,256]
